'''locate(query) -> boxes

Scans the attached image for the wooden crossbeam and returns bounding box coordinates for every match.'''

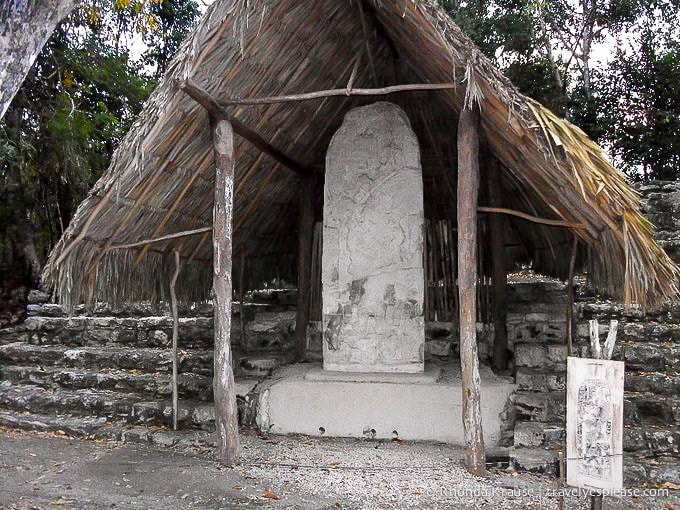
[106,227,212,251]
[180,79,312,178]
[478,206,585,229]
[218,82,457,106]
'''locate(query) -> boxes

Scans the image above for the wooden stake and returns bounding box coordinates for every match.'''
[239,246,248,353]
[558,450,566,510]
[566,235,578,356]
[587,318,618,510]
[211,118,239,465]
[169,250,181,431]
[603,320,618,360]
[295,176,315,361]
[457,106,486,476]
[486,159,507,371]
[589,319,601,360]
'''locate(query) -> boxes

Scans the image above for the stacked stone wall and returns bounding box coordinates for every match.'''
[1,181,679,485]
[506,181,680,486]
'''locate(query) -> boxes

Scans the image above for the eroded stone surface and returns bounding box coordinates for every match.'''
[322,102,425,373]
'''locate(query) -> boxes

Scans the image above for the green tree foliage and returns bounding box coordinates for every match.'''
[142,0,201,77]
[599,32,680,179]
[441,0,680,180]
[0,0,199,288]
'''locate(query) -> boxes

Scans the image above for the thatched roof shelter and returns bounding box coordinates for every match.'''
[43,0,679,311]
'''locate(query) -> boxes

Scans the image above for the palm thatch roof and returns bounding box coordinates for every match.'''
[42,0,680,311]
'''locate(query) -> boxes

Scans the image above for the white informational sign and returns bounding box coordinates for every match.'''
[566,356,625,492]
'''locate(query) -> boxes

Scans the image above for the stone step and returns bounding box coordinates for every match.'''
[8,308,294,350]
[625,371,680,396]
[624,426,680,456]
[514,343,568,371]
[510,446,680,486]
[624,392,680,426]
[510,391,565,422]
[512,390,679,426]
[513,420,679,456]
[0,409,124,439]
[513,421,565,448]
[0,382,142,421]
[22,300,284,319]
[509,448,558,476]
[0,408,219,450]
[620,322,680,343]
[515,369,566,392]
[15,316,216,349]
[0,365,213,402]
[517,369,680,396]
[0,342,214,374]
[623,342,680,372]
[0,382,218,430]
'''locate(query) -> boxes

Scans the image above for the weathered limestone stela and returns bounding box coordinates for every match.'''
[322,102,425,373]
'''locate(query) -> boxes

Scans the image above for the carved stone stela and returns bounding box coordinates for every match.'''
[321,102,425,373]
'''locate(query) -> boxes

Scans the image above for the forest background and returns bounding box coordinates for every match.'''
[1,0,678,319]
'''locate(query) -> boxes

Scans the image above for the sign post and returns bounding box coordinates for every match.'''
[566,319,624,509]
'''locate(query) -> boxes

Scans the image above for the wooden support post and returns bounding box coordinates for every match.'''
[558,451,566,510]
[566,235,578,356]
[239,246,248,353]
[457,106,486,476]
[295,176,315,361]
[181,80,313,178]
[487,159,507,371]
[169,250,181,431]
[212,118,239,465]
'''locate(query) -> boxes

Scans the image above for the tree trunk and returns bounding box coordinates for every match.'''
[0,0,77,120]
[457,106,486,477]
[295,177,315,361]
[211,118,239,465]
[21,226,42,284]
[487,159,507,371]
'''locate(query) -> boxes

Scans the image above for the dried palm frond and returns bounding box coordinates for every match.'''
[42,0,679,312]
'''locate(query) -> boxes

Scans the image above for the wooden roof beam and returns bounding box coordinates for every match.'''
[180,79,313,178]
[217,82,457,106]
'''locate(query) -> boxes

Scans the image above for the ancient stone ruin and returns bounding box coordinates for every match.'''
[321,102,425,373]
[0,177,678,485]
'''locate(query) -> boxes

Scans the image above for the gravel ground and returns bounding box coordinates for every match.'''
[234,432,676,510]
[1,428,677,509]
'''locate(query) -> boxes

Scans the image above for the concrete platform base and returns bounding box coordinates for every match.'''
[256,361,515,445]
[304,366,442,384]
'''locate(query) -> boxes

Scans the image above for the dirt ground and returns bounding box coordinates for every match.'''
[0,429,677,509]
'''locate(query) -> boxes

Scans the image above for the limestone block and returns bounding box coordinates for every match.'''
[425,338,451,357]
[191,404,215,427]
[513,422,545,447]
[27,289,50,304]
[515,369,566,392]
[514,343,567,369]
[121,427,151,443]
[322,102,424,373]
[623,427,647,452]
